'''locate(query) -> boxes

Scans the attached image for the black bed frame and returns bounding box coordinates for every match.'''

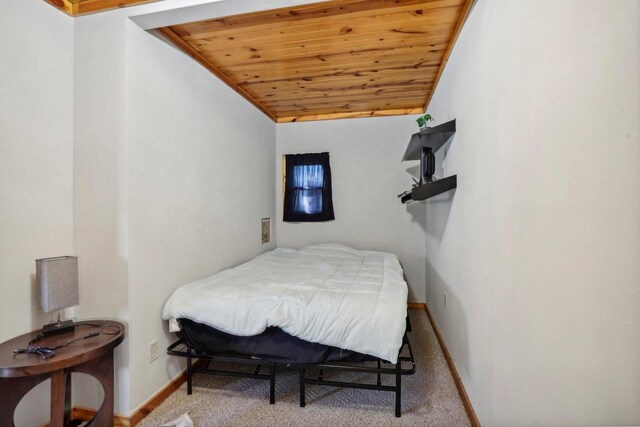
[166,317,416,417]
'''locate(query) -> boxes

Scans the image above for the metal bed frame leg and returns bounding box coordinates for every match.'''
[395,359,401,417]
[187,350,193,395]
[269,364,276,404]
[167,335,416,417]
[299,368,306,407]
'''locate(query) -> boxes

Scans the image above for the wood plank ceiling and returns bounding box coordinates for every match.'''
[44,0,160,16]
[159,0,473,123]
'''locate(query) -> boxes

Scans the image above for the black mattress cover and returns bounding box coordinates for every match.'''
[177,318,380,365]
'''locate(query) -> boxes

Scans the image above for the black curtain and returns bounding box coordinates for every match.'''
[283,152,335,222]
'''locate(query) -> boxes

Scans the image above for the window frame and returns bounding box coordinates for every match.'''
[282,152,335,222]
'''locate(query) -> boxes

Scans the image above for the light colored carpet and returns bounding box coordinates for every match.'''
[139,311,470,426]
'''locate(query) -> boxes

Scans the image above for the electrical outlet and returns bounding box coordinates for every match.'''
[148,339,159,364]
[444,292,448,309]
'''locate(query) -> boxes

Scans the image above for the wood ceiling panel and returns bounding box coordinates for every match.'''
[182,10,458,45]
[194,30,452,62]
[275,102,426,113]
[265,93,429,105]
[260,93,432,115]
[240,66,439,90]
[174,0,464,39]
[218,46,447,77]
[44,0,160,16]
[267,101,426,112]
[247,85,436,107]
[253,83,434,99]
[278,108,425,122]
[277,107,426,123]
[214,43,449,76]
[157,0,474,123]
[197,37,452,67]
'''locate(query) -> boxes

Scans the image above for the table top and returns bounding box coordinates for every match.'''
[0,320,124,378]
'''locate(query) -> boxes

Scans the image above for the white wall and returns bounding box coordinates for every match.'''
[424,1,640,425]
[72,0,280,414]
[126,20,276,411]
[73,8,134,414]
[276,116,427,302]
[0,0,75,425]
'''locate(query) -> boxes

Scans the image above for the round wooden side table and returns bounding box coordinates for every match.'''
[0,320,124,427]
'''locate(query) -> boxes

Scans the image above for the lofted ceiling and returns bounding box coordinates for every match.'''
[44,0,160,16]
[158,0,473,123]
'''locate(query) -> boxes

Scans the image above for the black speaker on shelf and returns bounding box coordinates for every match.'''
[420,146,435,184]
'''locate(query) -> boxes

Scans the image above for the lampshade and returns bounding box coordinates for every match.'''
[36,256,79,313]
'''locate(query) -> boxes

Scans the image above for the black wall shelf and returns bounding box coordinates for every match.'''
[410,175,457,202]
[399,119,457,204]
[402,119,456,161]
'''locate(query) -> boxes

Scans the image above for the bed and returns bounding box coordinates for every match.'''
[162,244,416,417]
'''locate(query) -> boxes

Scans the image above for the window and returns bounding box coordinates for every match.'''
[283,152,334,222]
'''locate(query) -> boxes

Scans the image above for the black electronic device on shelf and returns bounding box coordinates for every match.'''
[399,119,457,204]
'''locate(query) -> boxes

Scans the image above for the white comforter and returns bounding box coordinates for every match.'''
[162,244,408,363]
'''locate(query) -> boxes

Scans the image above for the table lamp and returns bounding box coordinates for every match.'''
[36,256,79,336]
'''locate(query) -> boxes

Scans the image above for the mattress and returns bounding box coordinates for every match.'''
[162,244,408,363]
[178,318,377,364]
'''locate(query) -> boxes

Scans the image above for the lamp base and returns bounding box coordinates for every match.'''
[42,319,75,337]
